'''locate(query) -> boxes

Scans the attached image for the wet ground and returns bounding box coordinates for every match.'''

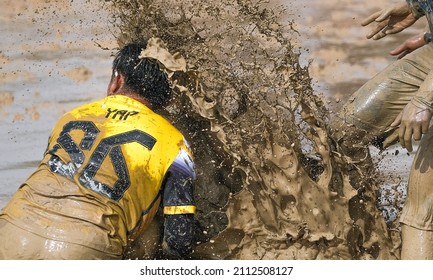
[0,0,426,259]
[0,0,116,206]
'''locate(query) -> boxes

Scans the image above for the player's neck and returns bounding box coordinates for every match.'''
[109,90,153,109]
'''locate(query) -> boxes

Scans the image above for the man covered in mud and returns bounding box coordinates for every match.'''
[331,0,433,259]
[0,41,196,259]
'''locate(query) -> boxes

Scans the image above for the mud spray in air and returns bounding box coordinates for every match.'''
[104,0,400,260]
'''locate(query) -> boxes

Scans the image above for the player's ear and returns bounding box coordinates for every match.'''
[107,71,125,95]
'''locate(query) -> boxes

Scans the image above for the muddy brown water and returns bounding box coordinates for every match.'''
[0,0,425,259]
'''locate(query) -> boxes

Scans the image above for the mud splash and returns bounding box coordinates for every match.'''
[105,0,401,260]
[0,0,401,260]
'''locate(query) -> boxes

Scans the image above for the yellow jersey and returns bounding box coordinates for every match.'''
[0,95,196,256]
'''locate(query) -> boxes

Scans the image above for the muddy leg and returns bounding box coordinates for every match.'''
[400,126,433,259]
[401,225,433,259]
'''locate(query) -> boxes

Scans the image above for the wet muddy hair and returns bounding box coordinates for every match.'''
[112,41,171,108]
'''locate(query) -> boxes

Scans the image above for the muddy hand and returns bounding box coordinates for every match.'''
[382,129,399,150]
[361,3,417,40]
[391,102,432,152]
[389,33,427,59]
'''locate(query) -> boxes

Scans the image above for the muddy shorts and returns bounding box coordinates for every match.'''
[0,218,119,259]
[338,43,433,136]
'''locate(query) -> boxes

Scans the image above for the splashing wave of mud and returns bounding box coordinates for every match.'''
[106,0,399,259]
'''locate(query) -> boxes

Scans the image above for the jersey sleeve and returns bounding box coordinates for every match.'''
[162,143,196,215]
[407,0,425,19]
[161,140,196,258]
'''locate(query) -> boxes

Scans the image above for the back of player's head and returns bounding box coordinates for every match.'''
[112,41,171,108]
